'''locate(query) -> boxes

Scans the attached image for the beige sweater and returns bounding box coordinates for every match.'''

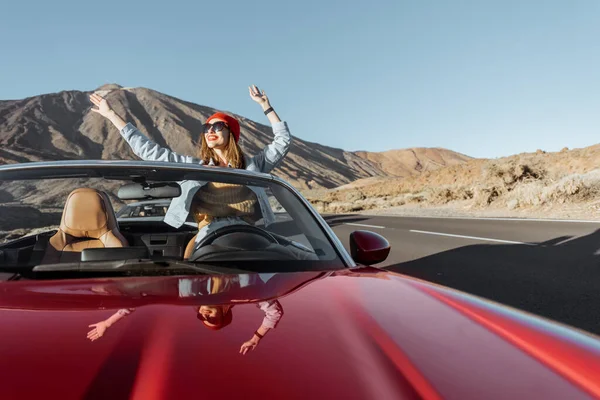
[191,182,258,229]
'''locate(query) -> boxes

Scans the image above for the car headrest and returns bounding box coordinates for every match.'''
[59,188,119,239]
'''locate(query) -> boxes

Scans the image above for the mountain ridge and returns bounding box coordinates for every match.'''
[0,85,472,189]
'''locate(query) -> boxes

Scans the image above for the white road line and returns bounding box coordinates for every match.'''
[367,215,600,224]
[552,236,581,246]
[409,229,535,245]
[344,223,386,229]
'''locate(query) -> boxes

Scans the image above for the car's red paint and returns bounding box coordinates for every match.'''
[1,268,600,400]
[349,230,391,265]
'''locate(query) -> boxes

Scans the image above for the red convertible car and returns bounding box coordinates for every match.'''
[0,161,599,400]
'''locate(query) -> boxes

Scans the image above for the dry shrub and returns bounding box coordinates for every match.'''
[473,185,504,206]
[308,199,327,214]
[506,199,519,210]
[483,161,545,187]
[343,190,366,202]
[430,187,454,204]
[405,193,426,203]
[390,197,406,207]
[506,181,546,208]
[504,170,600,208]
[542,170,600,203]
[428,186,474,204]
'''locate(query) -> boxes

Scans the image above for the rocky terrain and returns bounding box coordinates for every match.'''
[304,146,600,220]
[0,84,470,189]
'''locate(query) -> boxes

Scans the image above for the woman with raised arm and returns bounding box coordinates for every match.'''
[90,86,291,255]
[86,274,283,355]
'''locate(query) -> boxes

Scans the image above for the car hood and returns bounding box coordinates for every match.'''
[1,269,600,400]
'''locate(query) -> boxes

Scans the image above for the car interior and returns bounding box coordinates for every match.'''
[0,179,339,273]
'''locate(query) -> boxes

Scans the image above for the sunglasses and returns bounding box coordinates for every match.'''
[203,121,229,134]
[197,312,221,325]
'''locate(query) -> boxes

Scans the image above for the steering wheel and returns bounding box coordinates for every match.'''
[189,225,295,261]
[188,224,290,262]
[194,224,279,249]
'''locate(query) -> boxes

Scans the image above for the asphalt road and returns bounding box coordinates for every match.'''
[325,214,600,336]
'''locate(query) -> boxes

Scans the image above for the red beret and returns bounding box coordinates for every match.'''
[197,308,233,330]
[206,112,241,143]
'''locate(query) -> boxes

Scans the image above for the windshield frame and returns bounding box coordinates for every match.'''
[0,160,356,268]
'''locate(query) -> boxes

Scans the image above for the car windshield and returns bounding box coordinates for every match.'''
[0,163,346,276]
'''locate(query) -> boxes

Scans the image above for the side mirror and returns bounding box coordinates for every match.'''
[349,230,391,265]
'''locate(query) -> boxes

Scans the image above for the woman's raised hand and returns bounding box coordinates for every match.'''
[249,85,270,108]
[89,93,114,117]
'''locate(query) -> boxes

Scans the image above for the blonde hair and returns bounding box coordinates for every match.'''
[198,133,246,169]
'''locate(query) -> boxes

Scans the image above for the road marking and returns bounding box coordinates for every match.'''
[344,223,386,229]
[367,215,600,224]
[409,229,535,245]
[553,236,581,246]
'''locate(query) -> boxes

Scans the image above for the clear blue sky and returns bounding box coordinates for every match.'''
[2,0,599,158]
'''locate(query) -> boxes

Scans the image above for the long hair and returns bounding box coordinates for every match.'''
[198,133,246,169]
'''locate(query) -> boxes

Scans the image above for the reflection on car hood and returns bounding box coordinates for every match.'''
[1,269,600,399]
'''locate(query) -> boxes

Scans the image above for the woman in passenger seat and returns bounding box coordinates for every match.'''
[190,180,260,241]
[89,86,291,253]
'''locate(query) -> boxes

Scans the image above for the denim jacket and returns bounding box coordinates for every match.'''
[119,121,292,228]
